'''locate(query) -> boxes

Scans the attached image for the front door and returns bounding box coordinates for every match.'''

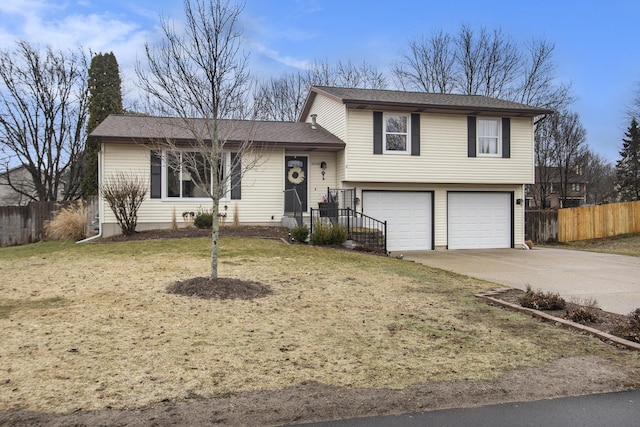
[284,156,308,213]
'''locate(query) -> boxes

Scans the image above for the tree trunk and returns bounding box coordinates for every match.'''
[210,199,220,279]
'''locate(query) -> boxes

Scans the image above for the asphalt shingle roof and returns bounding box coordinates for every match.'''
[300,86,553,119]
[90,115,345,151]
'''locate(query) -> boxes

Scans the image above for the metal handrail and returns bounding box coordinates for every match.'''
[283,188,303,225]
[310,207,387,253]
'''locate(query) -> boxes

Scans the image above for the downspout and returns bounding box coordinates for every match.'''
[77,145,102,243]
[520,184,529,250]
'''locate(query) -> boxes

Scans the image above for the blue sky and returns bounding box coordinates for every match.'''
[1,0,638,162]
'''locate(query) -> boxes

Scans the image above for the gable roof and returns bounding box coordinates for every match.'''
[90,115,345,151]
[300,86,553,120]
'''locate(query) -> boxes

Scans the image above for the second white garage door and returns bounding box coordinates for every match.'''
[448,192,512,249]
[362,191,432,251]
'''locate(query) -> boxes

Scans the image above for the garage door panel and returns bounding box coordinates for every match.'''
[448,192,511,249]
[363,191,432,251]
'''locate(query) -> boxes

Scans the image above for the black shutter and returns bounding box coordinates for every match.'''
[411,113,420,156]
[230,152,241,200]
[373,111,383,154]
[502,117,511,158]
[150,151,162,198]
[467,116,476,157]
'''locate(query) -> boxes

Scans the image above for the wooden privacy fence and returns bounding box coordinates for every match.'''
[0,198,97,247]
[558,201,640,242]
[525,210,558,243]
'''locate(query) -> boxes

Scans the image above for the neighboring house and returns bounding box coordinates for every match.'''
[0,165,36,206]
[526,166,587,209]
[90,86,550,251]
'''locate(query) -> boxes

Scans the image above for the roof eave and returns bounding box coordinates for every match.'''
[91,136,345,152]
[342,100,553,117]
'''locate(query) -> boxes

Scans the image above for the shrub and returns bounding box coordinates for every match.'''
[101,172,147,236]
[310,221,332,245]
[45,203,88,241]
[290,224,309,243]
[310,221,348,245]
[193,207,214,229]
[330,223,348,244]
[565,307,600,323]
[518,286,566,310]
[612,308,640,343]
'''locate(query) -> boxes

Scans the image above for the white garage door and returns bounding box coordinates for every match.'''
[448,192,511,249]
[363,191,432,251]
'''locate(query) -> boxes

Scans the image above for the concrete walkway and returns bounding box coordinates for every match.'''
[403,247,640,315]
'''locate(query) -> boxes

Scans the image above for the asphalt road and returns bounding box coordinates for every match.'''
[293,390,640,427]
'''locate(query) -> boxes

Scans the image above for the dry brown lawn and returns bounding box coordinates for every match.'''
[556,233,640,257]
[1,237,639,415]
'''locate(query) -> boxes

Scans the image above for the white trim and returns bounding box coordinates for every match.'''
[382,112,411,155]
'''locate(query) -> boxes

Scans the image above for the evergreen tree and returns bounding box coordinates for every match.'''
[82,52,123,196]
[615,118,640,201]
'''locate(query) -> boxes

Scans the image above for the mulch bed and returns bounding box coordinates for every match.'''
[167,277,272,300]
[484,288,640,348]
[98,225,291,243]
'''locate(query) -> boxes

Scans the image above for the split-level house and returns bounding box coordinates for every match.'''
[90,86,551,252]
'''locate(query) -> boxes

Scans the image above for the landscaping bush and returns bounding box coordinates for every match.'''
[565,307,600,323]
[612,308,640,343]
[330,223,348,244]
[193,207,214,229]
[101,172,147,236]
[290,224,309,243]
[518,286,566,310]
[310,222,348,245]
[44,203,88,241]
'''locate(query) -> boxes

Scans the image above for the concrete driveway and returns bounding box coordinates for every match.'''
[403,248,640,315]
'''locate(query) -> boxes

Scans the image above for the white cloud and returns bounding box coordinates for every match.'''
[252,42,310,70]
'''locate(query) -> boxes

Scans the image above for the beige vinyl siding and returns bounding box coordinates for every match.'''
[345,182,525,248]
[306,95,346,141]
[344,110,534,184]
[100,143,286,235]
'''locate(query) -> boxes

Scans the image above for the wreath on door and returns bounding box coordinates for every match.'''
[287,167,305,185]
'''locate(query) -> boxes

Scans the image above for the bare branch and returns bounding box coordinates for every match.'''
[0,41,89,202]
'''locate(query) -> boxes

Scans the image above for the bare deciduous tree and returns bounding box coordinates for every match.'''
[551,110,588,207]
[253,72,307,122]
[254,59,387,121]
[581,149,615,205]
[101,172,147,236]
[137,0,259,279]
[0,41,89,202]
[533,115,556,208]
[393,24,573,113]
[393,31,456,93]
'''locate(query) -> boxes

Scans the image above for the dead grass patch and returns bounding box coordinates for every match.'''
[0,238,638,414]
[555,233,640,257]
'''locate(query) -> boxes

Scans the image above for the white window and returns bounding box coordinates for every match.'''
[571,183,581,192]
[477,118,501,156]
[384,113,410,154]
[163,151,228,200]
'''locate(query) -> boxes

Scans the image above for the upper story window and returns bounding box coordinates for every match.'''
[477,118,501,156]
[384,113,410,154]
